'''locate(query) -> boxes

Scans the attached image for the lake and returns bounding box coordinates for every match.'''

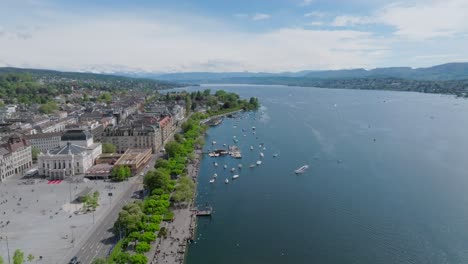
[182,84,468,264]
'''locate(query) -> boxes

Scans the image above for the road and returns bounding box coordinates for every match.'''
[66,155,158,264]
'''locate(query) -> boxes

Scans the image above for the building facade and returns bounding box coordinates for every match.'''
[101,125,162,153]
[158,116,174,145]
[0,135,33,182]
[38,129,102,179]
[25,132,62,153]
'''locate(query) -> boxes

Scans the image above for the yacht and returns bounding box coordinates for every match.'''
[231,167,236,172]
[294,165,309,174]
[232,175,240,180]
[225,178,229,184]
[260,152,264,157]
[209,179,215,183]
[213,173,218,178]
[256,160,262,165]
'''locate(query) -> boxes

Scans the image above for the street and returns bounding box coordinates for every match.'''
[64,154,159,264]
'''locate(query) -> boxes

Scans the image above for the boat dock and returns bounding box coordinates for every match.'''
[192,207,213,217]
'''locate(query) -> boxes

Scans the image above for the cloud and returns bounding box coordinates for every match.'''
[0,11,387,72]
[377,0,468,39]
[331,15,374,27]
[330,0,468,40]
[309,21,324,26]
[304,11,326,18]
[252,13,271,21]
[300,0,314,6]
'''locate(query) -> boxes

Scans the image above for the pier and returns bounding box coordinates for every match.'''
[192,207,213,217]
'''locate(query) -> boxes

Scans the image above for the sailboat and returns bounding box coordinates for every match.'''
[209,179,215,183]
[232,175,239,180]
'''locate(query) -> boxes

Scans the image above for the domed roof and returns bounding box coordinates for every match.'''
[61,129,93,141]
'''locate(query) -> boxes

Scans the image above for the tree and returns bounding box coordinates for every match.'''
[102,143,117,153]
[97,92,112,104]
[135,241,151,253]
[27,254,34,262]
[144,169,171,192]
[154,159,169,169]
[13,249,24,264]
[38,101,58,114]
[130,254,147,264]
[31,147,41,160]
[0,256,4,264]
[165,141,184,158]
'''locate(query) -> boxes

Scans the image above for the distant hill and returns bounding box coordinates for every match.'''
[137,63,468,82]
[0,67,182,90]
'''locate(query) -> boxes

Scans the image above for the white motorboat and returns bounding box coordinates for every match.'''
[294,165,309,174]
[225,178,229,184]
[252,126,256,130]
[232,175,239,180]
[250,146,254,150]
[213,173,218,178]
[263,147,266,150]
[273,153,278,157]
[238,164,243,168]
[209,179,215,183]
[260,152,264,157]
[256,160,262,165]
[223,164,228,169]
[212,141,216,145]
[231,168,236,172]
[214,162,218,167]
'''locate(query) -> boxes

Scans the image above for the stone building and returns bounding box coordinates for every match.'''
[101,125,162,153]
[25,132,63,153]
[0,135,33,182]
[37,129,102,179]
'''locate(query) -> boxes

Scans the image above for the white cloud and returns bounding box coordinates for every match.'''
[309,21,324,26]
[304,11,326,18]
[330,0,468,40]
[234,13,248,19]
[377,0,468,40]
[0,12,387,72]
[252,13,271,21]
[300,0,314,7]
[331,15,374,27]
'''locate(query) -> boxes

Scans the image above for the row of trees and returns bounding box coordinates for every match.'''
[0,249,35,264]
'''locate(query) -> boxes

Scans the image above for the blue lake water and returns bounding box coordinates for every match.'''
[182,84,468,264]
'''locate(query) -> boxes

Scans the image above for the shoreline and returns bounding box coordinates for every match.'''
[149,144,202,264]
[149,109,243,264]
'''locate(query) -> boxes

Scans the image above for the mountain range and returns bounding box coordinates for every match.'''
[126,62,468,82]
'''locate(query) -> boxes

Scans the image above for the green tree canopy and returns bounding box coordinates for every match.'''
[102,143,117,153]
[144,169,171,192]
[13,249,24,264]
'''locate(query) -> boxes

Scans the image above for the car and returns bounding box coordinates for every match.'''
[69,256,78,264]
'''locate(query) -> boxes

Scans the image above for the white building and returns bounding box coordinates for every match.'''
[38,129,102,179]
[0,135,33,182]
[25,132,62,153]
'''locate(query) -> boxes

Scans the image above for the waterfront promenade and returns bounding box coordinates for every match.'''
[149,151,201,264]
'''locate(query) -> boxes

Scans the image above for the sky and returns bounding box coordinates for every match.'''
[0,0,467,73]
